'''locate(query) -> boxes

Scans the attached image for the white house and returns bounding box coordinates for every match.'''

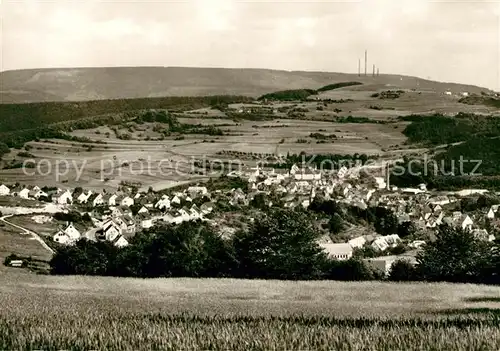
[162,213,177,224]
[141,219,154,229]
[18,188,30,199]
[64,223,81,241]
[77,191,92,204]
[171,195,181,205]
[401,188,424,195]
[110,206,123,218]
[168,213,185,225]
[32,190,48,199]
[96,220,129,248]
[455,189,488,197]
[120,196,134,207]
[122,215,136,233]
[54,190,73,205]
[338,166,349,179]
[188,186,208,198]
[114,236,129,248]
[92,194,104,207]
[319,243,353,261]
[301,199,310,208]
[200,202,214,215]
[408,240,426,249]
[189,207,201,220]
[54,223,81,245]
[137,206,149,214]
[178,208,191,222]
[53,231,72,245]
[0,184,10,196]
[113,217,128,231]
[155,196,171,210]
[99,220,122,242]
[374,177,386,190]
[348,236,366,249]
[108,194,118,206]
[458,214,474,231]
[371,235,401,251]
[428,196,451,206]
[487,205,499,219]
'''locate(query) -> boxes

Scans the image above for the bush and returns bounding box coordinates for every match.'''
[388,259,418,281]
[114,221,236,278]
[325,258,384,281]
[51,239,119,275]
[416,225,495,283]
[232,208,327,280]
[258,89,317,101]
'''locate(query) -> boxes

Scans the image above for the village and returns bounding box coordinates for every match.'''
[0,160,499,275]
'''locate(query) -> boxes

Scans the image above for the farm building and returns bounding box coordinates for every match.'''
[0,184,10,196]
[319,243,353,261]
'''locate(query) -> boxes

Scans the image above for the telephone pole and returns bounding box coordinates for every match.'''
[358,58,361,77]
[373,64,375,77]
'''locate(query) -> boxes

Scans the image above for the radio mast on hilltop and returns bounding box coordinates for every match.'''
[364,50,367,76]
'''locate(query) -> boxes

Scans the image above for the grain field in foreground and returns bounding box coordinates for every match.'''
[1,271,499,350]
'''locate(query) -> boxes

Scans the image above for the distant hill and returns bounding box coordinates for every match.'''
[0,67,493,103]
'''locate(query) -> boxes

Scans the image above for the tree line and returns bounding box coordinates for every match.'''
[257,82,363,101]
[0,96,252,148]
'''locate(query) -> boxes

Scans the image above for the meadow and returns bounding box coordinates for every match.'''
[0,271,499,350]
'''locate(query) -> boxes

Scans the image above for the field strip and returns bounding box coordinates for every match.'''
[0,215,54,255]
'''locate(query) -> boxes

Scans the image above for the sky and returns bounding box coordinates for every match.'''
[1,0,499,90]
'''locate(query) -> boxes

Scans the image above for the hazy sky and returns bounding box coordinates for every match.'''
[2,0,499,90]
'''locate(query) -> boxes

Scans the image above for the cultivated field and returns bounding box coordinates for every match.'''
[0,112,408,191]
[0,272,499,350]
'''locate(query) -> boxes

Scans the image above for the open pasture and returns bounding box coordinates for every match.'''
[0,272,499,350]
[314,85,498,117]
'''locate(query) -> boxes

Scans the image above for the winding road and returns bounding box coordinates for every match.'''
[0,215,54,255]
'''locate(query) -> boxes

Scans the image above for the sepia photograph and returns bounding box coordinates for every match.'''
[0,0,499,349]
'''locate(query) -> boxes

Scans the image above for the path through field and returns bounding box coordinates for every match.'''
[0,215,54,255]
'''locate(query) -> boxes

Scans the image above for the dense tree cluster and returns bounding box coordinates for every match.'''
[309,199,401,237]
[390,149,500,191]
[50,209,380,280]
[257,82,363,101]
[401,113,500,146]
[459,95,500,108]
[48,207,500,284]
[0,95,252,134]
[316,82,363,92]
[258,89,318,101]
